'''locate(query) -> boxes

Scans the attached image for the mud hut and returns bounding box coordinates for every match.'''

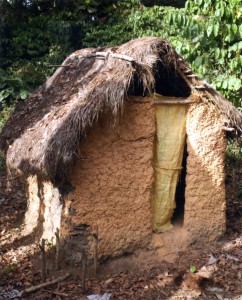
[0,37,241,262]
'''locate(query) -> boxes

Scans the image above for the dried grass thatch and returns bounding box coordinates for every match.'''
[0,37,241,181]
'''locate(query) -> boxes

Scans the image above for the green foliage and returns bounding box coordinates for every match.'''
[165,0,242,107]
[0,68,29,105]
[189,265,197,273]
[3,264,17,275]
[0,0,91,129]
[0,105,14,132]
[81,0,242,108]
[226,140,242,164]
[225,140,242,200]
[0,0,241,130]
[11,17,50,59]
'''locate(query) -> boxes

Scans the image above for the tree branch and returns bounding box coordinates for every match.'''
[140,0,187,8]
[23,274,70,295]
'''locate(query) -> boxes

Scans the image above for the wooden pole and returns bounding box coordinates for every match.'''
[93,225,99,277]
[55,228,60,270]
[81,250,87,293]
[154,100,193,104]
[39,239,46,282]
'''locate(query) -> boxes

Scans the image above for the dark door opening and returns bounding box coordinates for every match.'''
[172,143,187,226]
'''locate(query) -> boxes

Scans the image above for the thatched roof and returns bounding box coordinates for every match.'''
[0,37,241,181]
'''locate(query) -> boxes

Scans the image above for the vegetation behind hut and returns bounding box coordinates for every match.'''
[0,0,241,165]
[0,1,241,116]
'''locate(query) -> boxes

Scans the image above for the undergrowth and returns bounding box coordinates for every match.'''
[226,139,242,165]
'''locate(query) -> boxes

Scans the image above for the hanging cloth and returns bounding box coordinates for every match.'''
[152,95,188,232]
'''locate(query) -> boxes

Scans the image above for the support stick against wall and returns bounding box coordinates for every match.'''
[93,225,99,277]
[55,228,60,270]
[81,250,87,293]
[39,239,46,282]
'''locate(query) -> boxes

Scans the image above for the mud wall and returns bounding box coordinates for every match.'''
[66,99,155,258]
[185,102,226,243]
[23,98,227,259]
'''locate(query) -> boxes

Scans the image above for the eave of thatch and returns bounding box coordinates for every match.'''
[0,37,241,181]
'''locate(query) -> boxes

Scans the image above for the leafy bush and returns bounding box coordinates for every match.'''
[81,0,241,107]
[226,140,242,164]
[0,0,241,132]
[0,68,29,106]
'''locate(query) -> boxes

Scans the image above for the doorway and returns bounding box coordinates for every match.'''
[151,94,188,233]
[172,144,187,226]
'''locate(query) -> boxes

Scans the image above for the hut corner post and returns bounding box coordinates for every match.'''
[23,175,62,244]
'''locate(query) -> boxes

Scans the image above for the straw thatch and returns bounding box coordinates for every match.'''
[0,37,241,181]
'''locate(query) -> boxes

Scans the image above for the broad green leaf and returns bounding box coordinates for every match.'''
[239,56,242,66]
[185,1,190,10]
[225,8,232,18]
[221,50,226,58]
[215,48,220,59]
[222,80,228,89]
[207,24,213,37]
[177,14,182,25]
[215,10,221,17]
[228,77,237,90]
[214,24,219,37]
[0,91,7,101]
[233,79,241,91]
[232,24,237,34]
[230,43,238,51]
[218,58,225,64]
[239,24,242,37]
[167,12,172,24]
[20,90,28,100]
[221,6,225,17]
[194,56,203,67]
[225,31,235,43]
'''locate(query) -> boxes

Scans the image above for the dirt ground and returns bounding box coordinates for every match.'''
[0,160,241,300]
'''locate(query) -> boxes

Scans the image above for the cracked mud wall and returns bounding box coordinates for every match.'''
[24,175,62,242]
[23,98,227,258]
[185,102,226,243]
[23,175,41,236]
[66,99,155,258]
